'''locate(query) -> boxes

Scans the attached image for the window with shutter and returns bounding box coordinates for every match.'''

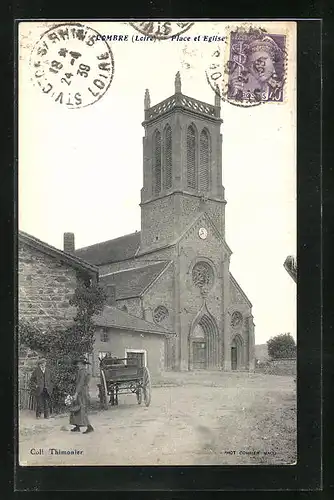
[164,125,172,189]
[186,125,197,189]
[199,129,210,191]
[153,130,161,195]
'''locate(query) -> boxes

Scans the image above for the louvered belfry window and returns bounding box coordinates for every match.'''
[186,125,197,189]
[199,129,210,191]
[153,130,162,195]
[164,125,172,189]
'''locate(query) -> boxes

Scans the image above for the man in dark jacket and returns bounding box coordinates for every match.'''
[29,358,54,419]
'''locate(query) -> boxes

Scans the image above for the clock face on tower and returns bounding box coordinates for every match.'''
[198,227,208,240]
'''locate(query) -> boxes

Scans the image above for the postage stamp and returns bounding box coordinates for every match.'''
[129,21,194,40]
[29,23,114,109]
[206,26,287,107]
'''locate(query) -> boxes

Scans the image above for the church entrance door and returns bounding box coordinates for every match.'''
[231,334,243,370]
[189,312,219,370]
[192,341,207,370]
[231,346,237,370]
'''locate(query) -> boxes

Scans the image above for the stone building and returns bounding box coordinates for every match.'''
[92,287,171,378]
[18,230,99,333]
[18,230,98,408]
[74,73,255,372]
[18,231,171,381]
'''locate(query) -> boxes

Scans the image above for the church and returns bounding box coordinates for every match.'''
[73,73,255,372]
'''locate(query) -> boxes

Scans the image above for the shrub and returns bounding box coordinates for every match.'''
[267,333,296,360]
[19,281,107,411]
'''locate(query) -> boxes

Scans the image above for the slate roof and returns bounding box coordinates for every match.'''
[19,231,98,275]
[94,305,174,335]
[100,261,170,300]
[74,232,141,266]
[74,211,231,267]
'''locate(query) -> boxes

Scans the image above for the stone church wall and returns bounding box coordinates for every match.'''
[229,276,253,370]
[229,277,252,333]
[141,196,175,249]
[177,218,226,369]
[142,262,176,370]
[181,197,225,238]
[142,262,175,331]
[116,297,142,318]
[206,201,225,235]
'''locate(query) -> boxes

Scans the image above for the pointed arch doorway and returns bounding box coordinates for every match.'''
[189,312,219,370]
[231,335,244,370]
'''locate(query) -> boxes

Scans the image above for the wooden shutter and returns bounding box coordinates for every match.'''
[164,125,172,189]
[199,129,210,191]
[186,125,197,189]
[153,130,161,195]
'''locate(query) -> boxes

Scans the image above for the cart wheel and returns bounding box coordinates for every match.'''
[136,389,142,405]
[142,366,151,407]
[100,369,108,410]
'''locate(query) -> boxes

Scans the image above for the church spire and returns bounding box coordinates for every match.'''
[214,84,221,107]
[144,88,151,110]
[175,71,182,93]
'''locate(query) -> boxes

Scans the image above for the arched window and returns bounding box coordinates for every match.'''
[153,305,169,324]
[164,125,172,189]
[192,261,214,290]
[186,125,197,189]
[199,129,210,191]
[153,130,161,195]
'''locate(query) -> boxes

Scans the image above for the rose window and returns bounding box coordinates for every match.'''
[153,305,169,324]
[192,261,214,289]
[231,311,243,327]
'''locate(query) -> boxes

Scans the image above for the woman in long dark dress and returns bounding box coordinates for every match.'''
[70,357,94,434]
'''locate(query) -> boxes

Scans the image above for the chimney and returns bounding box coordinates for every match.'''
[105,284,116,306]
[63,232,75,253]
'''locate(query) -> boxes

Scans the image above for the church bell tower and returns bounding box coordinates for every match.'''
[140,73,226,252]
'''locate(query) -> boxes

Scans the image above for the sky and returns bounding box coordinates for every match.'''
[18,21,297,345]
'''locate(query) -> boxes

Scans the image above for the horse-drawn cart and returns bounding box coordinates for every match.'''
[97,357,151,409]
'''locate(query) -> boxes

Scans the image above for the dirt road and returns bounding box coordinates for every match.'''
[19,371,296,466]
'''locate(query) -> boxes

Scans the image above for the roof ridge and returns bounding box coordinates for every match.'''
[139,261,172,297]
[104,305,154,326]
[76,231,140,252]
[100,260,169,278]
[100,261,172,300]
[96,305,174,335]
[19,230,98,273]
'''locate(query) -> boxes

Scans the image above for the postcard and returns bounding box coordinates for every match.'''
[17,20,297,466]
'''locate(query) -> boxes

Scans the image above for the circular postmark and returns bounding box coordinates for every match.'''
[206,26,287,108]
[29,23,115,109]
[129,21,194,40]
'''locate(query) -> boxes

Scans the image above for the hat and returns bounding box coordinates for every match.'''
[37,358,47,365]
[72,356,91,365]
